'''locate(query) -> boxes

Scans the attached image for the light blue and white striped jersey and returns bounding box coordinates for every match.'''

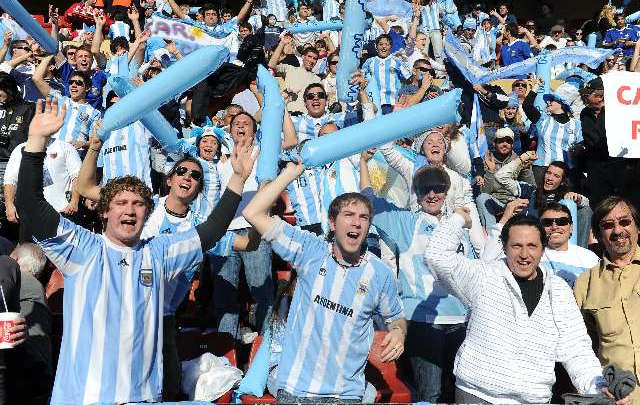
[473,27,497,64]
[286,166,326,227]
[265,0,288,21]
[98,121,153,188]
[323,0,341,22]
[533,115,582,167]
[291,112,346,142]
[420,2,441,31]
[362,187,472,324]
[361,56,412,105]
[179,142,223,224]
[541,245,599,288]
[141,196,235,314]
[49,92,102,143]
[109,21,130,41]
[40,217,203,405]
[264,218,403,399]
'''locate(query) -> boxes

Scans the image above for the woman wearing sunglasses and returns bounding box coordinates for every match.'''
[359,155,473,403]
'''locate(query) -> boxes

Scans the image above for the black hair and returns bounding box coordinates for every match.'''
[110,36,129,54]
[411,165,451,197]
[303,82,325,99]
[302,46,319,56]
[535,161,569,210]
[9,40,28,55]
[238,21,253,31]
[375,33,392,45]
[0,73,21,103]
[167,156,205,192]
[540,202,572,220]
[201,3,218,15]
[500,215,548,246]
[69,70,92,88]
[592,196,640,240]
[142,66,162,81]
[506,23,519,37]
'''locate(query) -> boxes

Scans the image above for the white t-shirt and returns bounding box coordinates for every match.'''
[4,140,81,211]
[218,145,259,230]
[541,245,600,287]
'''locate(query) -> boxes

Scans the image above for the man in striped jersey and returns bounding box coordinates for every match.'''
[426,210,625,404]
[288,83,345,142]
[243,161,406,403]
[15,97,255,405]
[417,0,444,65]
[32,59,102,152]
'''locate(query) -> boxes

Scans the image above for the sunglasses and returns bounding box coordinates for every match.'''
[495,137,513,144]
[417,66,431,72]
[174,166,202,181]
[420,184,447,195]
[575,32,583,36]
[513,82,527,88]
[541,217,571,227]
[552,31,562,35]
[13,46,30,51]
[68,79,85,86]
[305,91,327,101]
[599,218,633,230]
[329,60,339,65]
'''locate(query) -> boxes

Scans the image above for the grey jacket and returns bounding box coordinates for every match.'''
[480,152,535,203]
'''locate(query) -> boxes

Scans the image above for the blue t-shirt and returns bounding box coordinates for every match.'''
[500,39,533,77]
[603,26,639,57]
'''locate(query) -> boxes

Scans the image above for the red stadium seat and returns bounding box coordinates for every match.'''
[241,331,412,403]
[176,330,238,403]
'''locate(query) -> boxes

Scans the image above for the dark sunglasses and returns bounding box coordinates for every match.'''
[68,79,85,86]
[513,82,527,88]
[552,31,562,35]
[174,166,202,181]
[329,60,339,65]
[575,32,583,35]
[13,46,30,51]
[417,66,431,72]
[495,137,513,144]
[599,218,633,230]
[420,184,447,195]
[305,91,327,101]
[541,217,571,227]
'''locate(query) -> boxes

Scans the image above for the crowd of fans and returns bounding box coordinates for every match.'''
[1,0,640,403]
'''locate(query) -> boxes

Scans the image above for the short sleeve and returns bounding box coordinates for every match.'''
[263,217,327,275]
[37,216,101,276]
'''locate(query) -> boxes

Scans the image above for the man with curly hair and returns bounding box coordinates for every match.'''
[14,97,256,405]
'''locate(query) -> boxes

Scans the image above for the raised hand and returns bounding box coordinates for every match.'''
[231,137,258,181]
[127,5,139,20]
[29,98,66,139]
[454,207,472,229]
[2,31,12,47]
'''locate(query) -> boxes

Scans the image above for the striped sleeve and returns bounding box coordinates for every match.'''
[154,228,203,280]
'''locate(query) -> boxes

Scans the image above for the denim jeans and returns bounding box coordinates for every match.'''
[475,193,505,229]
[406,322,466,403]
[209,228,274,340]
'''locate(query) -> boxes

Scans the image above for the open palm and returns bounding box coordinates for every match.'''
[231,137,258,181]
[29,98,66,139]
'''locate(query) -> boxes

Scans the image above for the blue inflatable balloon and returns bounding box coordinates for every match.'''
[534,50,552,112]
[256,65,285,183]
[559,198,578,246]
[107,76,183,154]
[587,32,597,48]
[300,89,462,167]
[0,0,58,54]
[285,20,343,34]
[100,45,229,137]
[337,0,366,103]
[364,0,413,19]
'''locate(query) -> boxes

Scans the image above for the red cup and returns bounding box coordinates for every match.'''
[0,312,20,349]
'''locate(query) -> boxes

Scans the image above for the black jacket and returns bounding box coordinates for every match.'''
[0,100,35,161]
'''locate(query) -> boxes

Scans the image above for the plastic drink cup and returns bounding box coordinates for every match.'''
[0,312,20,349]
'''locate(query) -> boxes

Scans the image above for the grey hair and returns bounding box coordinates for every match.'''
[12,243,46,279]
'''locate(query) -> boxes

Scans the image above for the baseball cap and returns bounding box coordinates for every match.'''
[495,127,515,139]
[579,77,604,95]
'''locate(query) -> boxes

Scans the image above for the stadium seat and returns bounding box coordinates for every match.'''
[241,331,413,403]
[176,330,238,403]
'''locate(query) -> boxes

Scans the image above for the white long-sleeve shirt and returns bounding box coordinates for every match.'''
[425,214,606,404]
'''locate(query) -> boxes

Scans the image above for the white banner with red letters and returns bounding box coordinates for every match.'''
[603,71,640,158]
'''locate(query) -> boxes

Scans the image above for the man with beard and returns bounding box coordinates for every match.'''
[575,196,640,404]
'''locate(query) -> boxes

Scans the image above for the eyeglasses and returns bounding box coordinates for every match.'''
[305,91,327,101]
[599,218,634,230]
[420,184,447,195]
[174,166,202,181]
[68,79,85,86]
[541,217,571,227]
[513,82,527,88]
[495,137,513,144]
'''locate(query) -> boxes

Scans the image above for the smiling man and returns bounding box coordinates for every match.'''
[15,97,255,405]
[243,161,406,403]
[425,210,620,404]
[575,196,640,404]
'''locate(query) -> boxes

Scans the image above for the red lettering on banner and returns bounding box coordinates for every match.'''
[617,86,640,105]
[633,121,640,140]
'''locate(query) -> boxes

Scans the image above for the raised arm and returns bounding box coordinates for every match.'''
[0,31,12,63]
[166,0,189,19]
[281,110,298,150]
[16,98,67,241]
[195,137,256,251]
[32,55,54,97]
[237,0,255,22]
[91,12,107,69]
[77,132,103,202]
[268,33,291,69]
[243,161,305,236]
[408,3,421,41]
[49,5,60,43]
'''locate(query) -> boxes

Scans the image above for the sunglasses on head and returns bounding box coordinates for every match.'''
[420,184,447,195]
[599,218,633,230]
[305,91,327,101]
[541,217,571,227]
[495,137,513,144]
[69,79,85,86]
[174,166,202,181]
